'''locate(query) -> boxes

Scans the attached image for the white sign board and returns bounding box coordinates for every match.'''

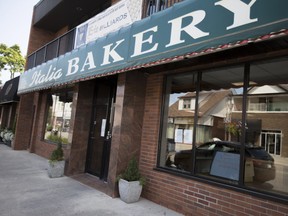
[74,0,132,48]
[101,119,107,137]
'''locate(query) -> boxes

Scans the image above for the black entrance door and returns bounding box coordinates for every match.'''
[85,78,116,180]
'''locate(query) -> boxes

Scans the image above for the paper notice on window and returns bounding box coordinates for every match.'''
[101,119,107,137]
[184,129,193,144]
[175,129,183,143]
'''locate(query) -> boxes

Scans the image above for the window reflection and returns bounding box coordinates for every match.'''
[246,58,288,194]
[160,73,197,169]
[44,90,74,145]
[194,66,244,181]
[159,57,288,197]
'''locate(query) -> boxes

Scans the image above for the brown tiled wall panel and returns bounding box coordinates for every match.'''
[108,72,147,196]
[65,82,94,175]
[140,72,288,215]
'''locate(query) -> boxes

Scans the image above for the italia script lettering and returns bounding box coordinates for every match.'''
[30,65,62,86]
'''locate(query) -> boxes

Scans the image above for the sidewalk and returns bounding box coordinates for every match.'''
[0,144,182,216]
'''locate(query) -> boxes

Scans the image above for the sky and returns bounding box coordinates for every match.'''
[0,0,40,84]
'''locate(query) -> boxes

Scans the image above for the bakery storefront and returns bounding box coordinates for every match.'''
[15,0,288,214]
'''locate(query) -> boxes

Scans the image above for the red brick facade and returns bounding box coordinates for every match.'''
[12,1,288,215]
[14,53,288,216]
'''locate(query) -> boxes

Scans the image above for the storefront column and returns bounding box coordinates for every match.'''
[65,82,94,175]
[108,71,147,197]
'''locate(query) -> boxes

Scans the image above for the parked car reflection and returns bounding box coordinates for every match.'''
[169,141,276,182]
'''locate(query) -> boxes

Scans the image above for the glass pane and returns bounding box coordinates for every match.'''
[44,90,74,145]
[159,73,197,171]
[245,57,288,196]
[26,54,35,70]
[46,40,58,61]
[195,65,244,183]
[35,47,45,67]
[58,30,75,56]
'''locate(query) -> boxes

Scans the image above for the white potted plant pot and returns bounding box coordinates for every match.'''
[118,178,143,203]
[48,160,65,178]
[47,142,65,178]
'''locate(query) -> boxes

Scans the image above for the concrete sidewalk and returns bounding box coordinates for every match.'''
[0,144,182,216]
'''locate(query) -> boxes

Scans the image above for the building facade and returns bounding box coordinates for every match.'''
[14,0,288,215]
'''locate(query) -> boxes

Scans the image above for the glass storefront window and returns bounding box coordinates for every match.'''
[44,90,74,145]
[159,73,197,170]
[194,66,244,182]
[245,58,288,195]
[159,56,288,197]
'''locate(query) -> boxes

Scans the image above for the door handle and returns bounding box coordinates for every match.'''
[106,131,112,139]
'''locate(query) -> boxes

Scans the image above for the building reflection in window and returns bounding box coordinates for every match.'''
[160,57,288,197]
[160,73,197,169]
[245,58,288,194]
[44,90,74,145]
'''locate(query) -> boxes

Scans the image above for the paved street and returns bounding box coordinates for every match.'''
[0,144,182,216]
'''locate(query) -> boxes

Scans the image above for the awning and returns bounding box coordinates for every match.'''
[18,0,288,94]
[0,76,20,104]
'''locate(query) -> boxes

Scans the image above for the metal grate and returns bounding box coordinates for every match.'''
[143,0,182,18]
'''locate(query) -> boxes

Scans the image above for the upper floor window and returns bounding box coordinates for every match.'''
[245,95,288,112]
[182,99,191,109]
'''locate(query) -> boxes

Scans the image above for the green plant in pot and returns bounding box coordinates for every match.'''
[47,142,65,178]
[117,157,146,203]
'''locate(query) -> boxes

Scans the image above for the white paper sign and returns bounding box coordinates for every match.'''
[175,129,183,143]
[101,119,107,137]
[184,129,193,144]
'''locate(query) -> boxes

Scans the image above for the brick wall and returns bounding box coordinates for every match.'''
[139,72,288,215]
[13,93,35,150]
[26,26,55,56]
